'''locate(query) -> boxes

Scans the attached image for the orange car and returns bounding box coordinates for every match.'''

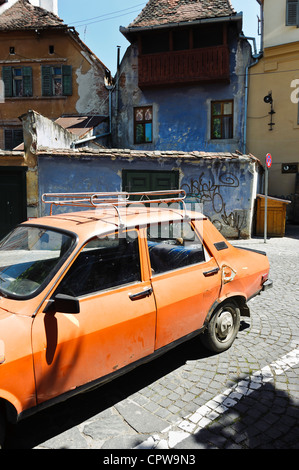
[0,191,272,447]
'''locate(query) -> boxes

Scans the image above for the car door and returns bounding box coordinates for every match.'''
[31,229,156,405]
[146,220,221,350]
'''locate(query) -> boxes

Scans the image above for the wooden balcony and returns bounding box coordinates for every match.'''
[138,45,230,88]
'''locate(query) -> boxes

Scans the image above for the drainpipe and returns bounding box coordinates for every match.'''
[240,34,263,155]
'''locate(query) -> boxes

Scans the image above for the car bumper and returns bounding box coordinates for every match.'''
[262,279,273,291]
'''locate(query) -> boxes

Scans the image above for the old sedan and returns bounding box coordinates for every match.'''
[0,191,272,447]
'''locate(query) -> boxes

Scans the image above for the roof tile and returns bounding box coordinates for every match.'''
[128,0,236,29]
[0,0,65,30]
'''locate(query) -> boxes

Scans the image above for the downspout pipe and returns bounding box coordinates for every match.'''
[240,34,263,155]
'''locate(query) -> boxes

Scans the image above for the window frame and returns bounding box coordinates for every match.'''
[4,128,24,150]
[2,66,33,98]
[286,0,299,26]
[146,220,208,276]
[134,106,153,144]
[211,99,234,140]
[55,229,142,299]
[41,64,72,97]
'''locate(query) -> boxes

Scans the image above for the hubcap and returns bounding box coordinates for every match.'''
[215,310,234,341]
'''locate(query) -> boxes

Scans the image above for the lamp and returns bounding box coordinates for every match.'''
[264,92,275,130]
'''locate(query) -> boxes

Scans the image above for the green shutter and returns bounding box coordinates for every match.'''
[286,0,299,26]
[41,65,53,96]
[22,66,33,97]
[62,65,72,96]
[2,66,12,97]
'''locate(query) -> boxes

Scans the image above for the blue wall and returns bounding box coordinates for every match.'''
[38,152,260,238]
[112,28,252,154]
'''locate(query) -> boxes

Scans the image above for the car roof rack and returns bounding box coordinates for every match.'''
[42,190,187,226]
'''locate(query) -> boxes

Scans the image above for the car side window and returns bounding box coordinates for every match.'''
[147,221,206,275]
[56,230,141,297]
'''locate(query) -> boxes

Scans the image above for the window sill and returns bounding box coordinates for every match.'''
[209,138,236,143]
[5,96,69,100]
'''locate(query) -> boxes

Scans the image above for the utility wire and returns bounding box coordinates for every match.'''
[69,3,146,27]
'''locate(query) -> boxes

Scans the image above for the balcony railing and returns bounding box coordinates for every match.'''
[138,45,230,88]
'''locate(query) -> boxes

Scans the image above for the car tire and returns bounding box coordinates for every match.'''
[200,301,240,353]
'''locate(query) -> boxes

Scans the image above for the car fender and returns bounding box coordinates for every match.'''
[204,293,249,326]
[0,389,22,423]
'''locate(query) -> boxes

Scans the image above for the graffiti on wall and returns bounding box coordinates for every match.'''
[182,172,247,236]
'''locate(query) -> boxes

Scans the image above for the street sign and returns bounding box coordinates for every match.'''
[266,153,272,169]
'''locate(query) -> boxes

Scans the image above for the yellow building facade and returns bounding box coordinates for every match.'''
[247,0,299,222]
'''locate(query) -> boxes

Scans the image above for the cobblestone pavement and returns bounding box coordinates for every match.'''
[5,226,299,450]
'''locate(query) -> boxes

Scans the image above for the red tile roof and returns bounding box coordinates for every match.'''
[0,0,65,30]
[128,0,236,29]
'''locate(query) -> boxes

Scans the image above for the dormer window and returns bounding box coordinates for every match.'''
[286,0,299,26]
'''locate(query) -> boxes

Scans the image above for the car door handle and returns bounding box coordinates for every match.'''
[129,287,153,301]
[203,267,220,277]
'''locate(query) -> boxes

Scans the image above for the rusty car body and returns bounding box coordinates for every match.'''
[0,190,272,446]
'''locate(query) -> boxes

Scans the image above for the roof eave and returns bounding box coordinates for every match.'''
[120,12,242,42]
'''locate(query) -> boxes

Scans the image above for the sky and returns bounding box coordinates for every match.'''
[58,0,261,75]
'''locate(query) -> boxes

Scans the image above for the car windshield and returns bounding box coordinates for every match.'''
[0,226,75,299]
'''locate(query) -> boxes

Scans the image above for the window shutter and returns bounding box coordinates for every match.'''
[4,129,23,150]
[14,129,24,148]
[41,65,53,96]
[2,66,12,97]
[22,66,33,97]
[62,65,72,96]
[4,129,13,150]
[286,0,299,26]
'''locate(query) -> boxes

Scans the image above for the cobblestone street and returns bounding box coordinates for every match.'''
[5,226,299,450]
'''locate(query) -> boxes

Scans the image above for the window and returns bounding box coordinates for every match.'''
[211,100,233,139]
[4,128,23,150]
[134,106,153,144]
[0,226,74,299]
[2,66,32,97]
[147,221,206,275]
[286,0,299,26]
[41,65,72,97]
[55,231,141,298]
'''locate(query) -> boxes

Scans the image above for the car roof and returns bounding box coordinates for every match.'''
[25,206,206,239]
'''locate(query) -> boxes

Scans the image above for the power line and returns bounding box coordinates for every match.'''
[69,2,146,26]
[73,9,143,28]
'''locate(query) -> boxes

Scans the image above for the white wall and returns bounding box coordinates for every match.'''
[0,0,58,15]
[264,0,299,48]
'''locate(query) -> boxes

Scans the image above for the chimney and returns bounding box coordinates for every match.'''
[31,0,58,15]
[0,1,58,15]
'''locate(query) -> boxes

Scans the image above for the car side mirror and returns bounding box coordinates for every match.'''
[45,293,80,314]
[55,293,80,314]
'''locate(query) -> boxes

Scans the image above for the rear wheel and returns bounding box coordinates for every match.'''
[201,301,240,353]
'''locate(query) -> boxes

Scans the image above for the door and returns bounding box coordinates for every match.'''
[123,170,179,196]
[0,167,27,240]
[32,229,156,405]
[146,220,222,350]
